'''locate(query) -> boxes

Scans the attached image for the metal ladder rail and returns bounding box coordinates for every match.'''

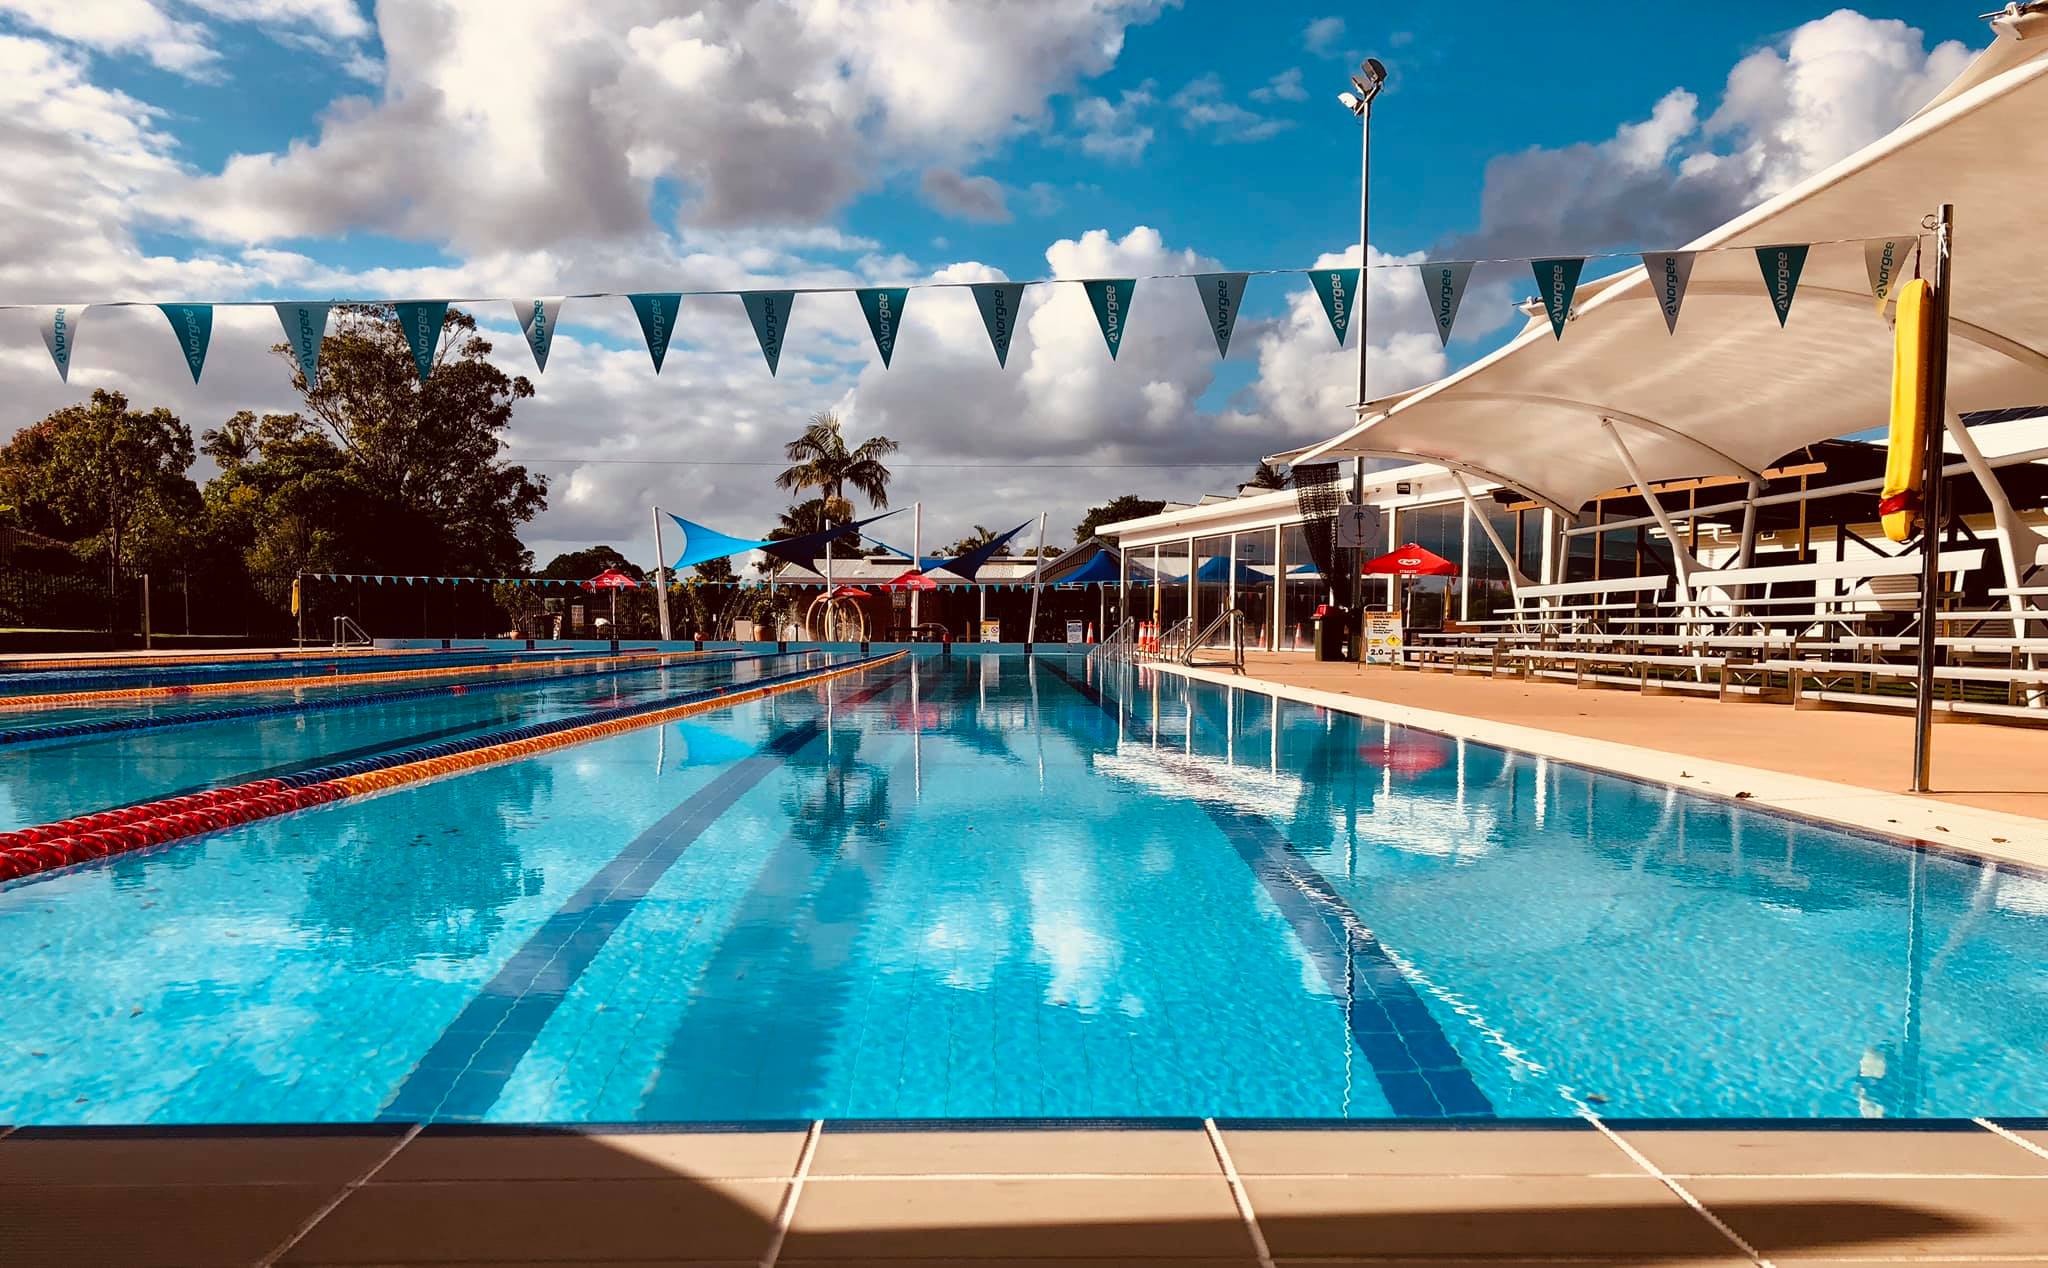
[1087,617,1137,665]
[1180,609,1247,672]
[332,615,371,649]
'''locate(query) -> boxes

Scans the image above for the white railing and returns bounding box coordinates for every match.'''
[1181,609,1247,673]
[1087,617,1137,666]
[332,615,371,649]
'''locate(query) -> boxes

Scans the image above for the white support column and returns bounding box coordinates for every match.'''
[1598,419,1701,584]
[910,501,922,631]
[1736,480,1763,570]
[651,506,673,641]
[1272,524,1284,652]
[1025,512,1047,646]
[1944,407,2048,640]
[1452,473,1531,598]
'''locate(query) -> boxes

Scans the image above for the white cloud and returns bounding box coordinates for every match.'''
[919,167,1012,223]
[174,0,1173,249]
[1169,74,1292,144]
[1070,84,1156,161]
[0,0,215,74]
[1302,16,1344,56]
[1250,67,1307,104]
[1442,10,1971,260]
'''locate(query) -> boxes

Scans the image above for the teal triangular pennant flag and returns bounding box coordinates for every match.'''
[513,297,563,372]
[1081,278,1136,359]
[1417,261,1473,347]
[274,302,332,385]
[856,287,908,366]
[1191,273,1248,358]
[1308,269,1359,346]
[628,293,681,372]
[1755,244,1808,327]
[394,301,448,382]
[1530,258,1584,339]
[157,304,213,383]
[741,291,795,374]
[970,282,1026,367]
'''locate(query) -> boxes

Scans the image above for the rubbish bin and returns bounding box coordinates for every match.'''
[1312,605,1350,662]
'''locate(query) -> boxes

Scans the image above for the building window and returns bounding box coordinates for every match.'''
[1281,523,1321,651]
[1234,529,1276,650]
[1394,502,1464,629]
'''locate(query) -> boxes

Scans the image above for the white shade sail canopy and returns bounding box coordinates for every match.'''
[1279,8,2048,517]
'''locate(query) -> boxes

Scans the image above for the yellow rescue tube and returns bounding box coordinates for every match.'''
[1881,278,1935,542]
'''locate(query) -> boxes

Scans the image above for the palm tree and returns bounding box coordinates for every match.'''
[944,525,998,555]
[775,412,897,521]
[1246,459,1288,490]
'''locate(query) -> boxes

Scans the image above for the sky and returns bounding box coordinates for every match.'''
[0,0,1988,564]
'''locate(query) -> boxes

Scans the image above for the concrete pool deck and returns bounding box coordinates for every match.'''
[1153,652,2048,872]
[7,1120,2048,1264]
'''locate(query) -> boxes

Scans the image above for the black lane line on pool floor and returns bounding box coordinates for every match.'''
[377,662,913,1123]
[633,668,973,1122]
[1041,661,1495,1120]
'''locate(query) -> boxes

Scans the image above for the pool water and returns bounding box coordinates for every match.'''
[1,651,2043,1125]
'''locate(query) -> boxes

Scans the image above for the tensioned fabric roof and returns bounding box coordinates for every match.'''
[1276,7,2048,518]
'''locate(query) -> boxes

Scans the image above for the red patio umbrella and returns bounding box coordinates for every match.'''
[1361,544,1459,577]
[1362,544,1458,632]
[582,567,641,632]
[885,569,937,592]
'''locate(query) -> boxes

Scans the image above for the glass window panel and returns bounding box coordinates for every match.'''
[1233,529,1276,651]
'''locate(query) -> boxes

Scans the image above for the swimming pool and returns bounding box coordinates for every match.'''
[1,650,2043,1125]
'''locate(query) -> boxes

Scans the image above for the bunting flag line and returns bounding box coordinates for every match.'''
[1530,258,1584,340]
[1309,268,1360,346]
[394,301,448,383]
[514,297,563,372]
[9,235,1917,386]
[38,305,81,383]
[970,282,1025,367]
[1082,278,1135,359]
[741,290,795,375]
[1417,261,1473,347]
[628,292,680,372]
[1865,237,1913,314]
[1192,273,1247,358]
[157,303,213,383]
[1755,244,1808,327]
[275,302,331,385]
[856,287,908,367]
[1640,251,1695,334]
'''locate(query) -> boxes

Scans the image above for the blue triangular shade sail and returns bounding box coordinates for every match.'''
[861,536,949,572]
[758,509,905,567]
[668,513,770,571]
[937,519,1034,581]
[1054,550,1122,586]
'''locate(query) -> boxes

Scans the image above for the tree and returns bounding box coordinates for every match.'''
[199,410,356,608]
[944,525,999,555]
[774,411,896,520]
[1246,459,1288,490]
[283,304,547,576]
[1074,495,1165,544]
[541,545,642,581]
[692,556,736,583]
[0,389,200,576]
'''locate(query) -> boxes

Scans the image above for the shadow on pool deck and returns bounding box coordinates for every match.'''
[5,1121,2042,1265]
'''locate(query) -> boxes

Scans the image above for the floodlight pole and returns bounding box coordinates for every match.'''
[1340,58,1384,668]
[1910,204,1954,794]
[911,501,922,632]
[651,507,672,641]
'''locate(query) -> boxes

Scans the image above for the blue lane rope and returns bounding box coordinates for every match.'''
[0,651,789,748]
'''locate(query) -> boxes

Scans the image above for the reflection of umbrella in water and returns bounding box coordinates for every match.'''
[1357,737,1452,775]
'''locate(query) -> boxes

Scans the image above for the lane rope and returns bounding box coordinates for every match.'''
[0,650,790,747]
[0,647,716,710]
[0,652,903,886]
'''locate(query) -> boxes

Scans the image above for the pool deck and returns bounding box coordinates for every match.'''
[7,1120,2048,1265]
[1157,652,2048,872]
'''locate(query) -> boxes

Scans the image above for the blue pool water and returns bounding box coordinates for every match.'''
[1,651,2044,1125]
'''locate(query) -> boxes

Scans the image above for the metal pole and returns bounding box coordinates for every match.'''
[651,506,672,641]
[1026,512,1047,648]
[1911,203,1954,794]
[296,571,304,647]
[1355,94,1371,410]
[142,573,152,650]
[911,501,922,632]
